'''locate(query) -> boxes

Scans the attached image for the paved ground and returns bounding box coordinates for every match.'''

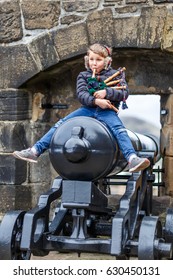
[31,252,115,260]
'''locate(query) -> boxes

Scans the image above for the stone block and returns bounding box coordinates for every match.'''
[15,185,32,211]
[62,0,99,12]
[113,6,167,49]
[29,122,52,144]
[161,94,173,126]
[30,182,51,208]
[87,8,114,47]
[22,0,60,29]
[137,6,167,48]
[115,6,138,14]
[0,89,31,121]
[52,23,88,60]
[29,153,53,184]
[0,185,15,214]
[160,125,173,156]
[0,122,28,152]
[162,156,173,196]
[113,17,139,48]
[61,14,84,25]
[126,0,147,2]
[0,184,32,217]
[0,0,23,43]
[161,11,173,52]
[0,155,27,185]
[0,45,39,88]
[28,33,60,71]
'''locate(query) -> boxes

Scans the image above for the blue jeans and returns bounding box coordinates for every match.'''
[33,107,136,161]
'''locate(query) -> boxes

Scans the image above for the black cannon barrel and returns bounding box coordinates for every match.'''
[49,116,159,181]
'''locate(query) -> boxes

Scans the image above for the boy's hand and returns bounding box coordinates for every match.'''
[93,89,106,99]
[94,98,112,109]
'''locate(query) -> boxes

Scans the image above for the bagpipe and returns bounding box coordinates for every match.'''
[87,67,128,112]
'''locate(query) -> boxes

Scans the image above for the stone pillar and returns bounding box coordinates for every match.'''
[0,88,54,218]
[0,89,30,218]
[160,94,173,196]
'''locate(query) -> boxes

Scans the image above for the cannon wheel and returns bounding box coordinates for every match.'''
[0,210,31,260]
[164,208,173,244]
[138,216,162,260]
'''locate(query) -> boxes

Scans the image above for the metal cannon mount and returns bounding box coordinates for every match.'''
[0,152,173,260]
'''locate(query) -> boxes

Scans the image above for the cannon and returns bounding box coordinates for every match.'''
[0,116,173,260]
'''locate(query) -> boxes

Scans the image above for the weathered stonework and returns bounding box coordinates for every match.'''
[162,12,173,52]
[1,0,173,215]
[113,7,167,48]
[126,0,147,3]
[87,8,114,46]
[137,7,167,48]
[0,155,27,185]
[62,0,100,12]
[0,186,15,214]
[113,17,139,47]
[160,94,173,195]
[114,6,138,13]
[60,14,84,25]
[161,94,173,126]
[163,156,173,196]
[0,122,28,152]
[29,153,52,184]
[161,125,173,156]
[28,32,60,71]
[0,45,39,88]
[0,89,31,120]
[21,0,61,29]
[52,23,89,60]
[0,0,23,43]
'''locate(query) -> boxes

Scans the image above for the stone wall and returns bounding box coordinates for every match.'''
[1,0,173,215]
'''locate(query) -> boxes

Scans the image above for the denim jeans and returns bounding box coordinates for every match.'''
[33,106,136,161]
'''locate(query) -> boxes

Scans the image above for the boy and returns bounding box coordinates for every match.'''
[13,43,150,172]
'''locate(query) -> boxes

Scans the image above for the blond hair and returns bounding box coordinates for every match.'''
[84,43,112,70]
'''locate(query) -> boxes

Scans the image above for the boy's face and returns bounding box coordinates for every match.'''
[88,50,105,74]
